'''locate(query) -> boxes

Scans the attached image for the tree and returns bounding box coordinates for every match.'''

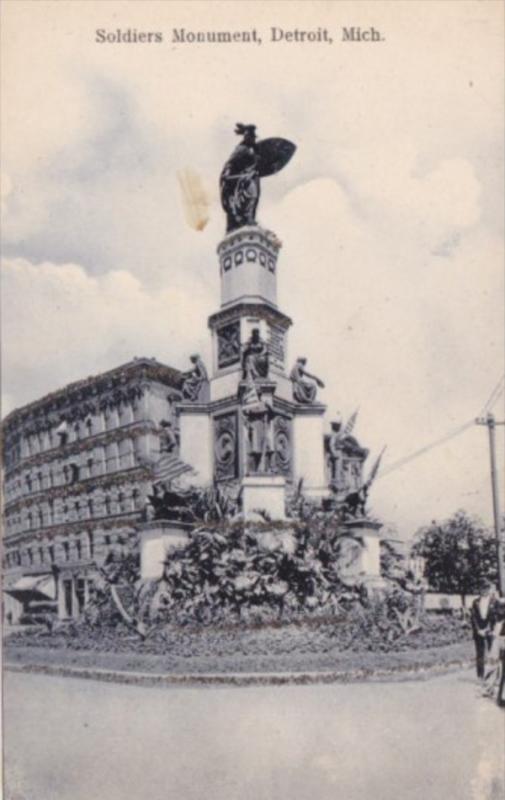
[412,510,497,605]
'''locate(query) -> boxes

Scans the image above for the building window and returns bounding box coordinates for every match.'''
[75,578,86,614]
[104,495,111,515]
[85,417,93,436]
[104,534,111,546]
[27,548,33,565]
[119,438,135,469]
[63,541,70,561]
[56,420,68,446]
[87,498,94,518]
[25,474,32,492]
[105,442,119,473]
[132,488,140,510]
[87,457,94,476]
[76,539,82,560]
[49,545,55,563]
[70,463,80,483]
[39,547,45,564]
[94,447,106,475]
[88,531,95,558]
[27,512,33,530]
[63,465,69,484]
[105,407,119,431]
[63,579,73,617]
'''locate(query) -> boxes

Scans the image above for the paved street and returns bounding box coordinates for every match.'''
[4,669,504,800]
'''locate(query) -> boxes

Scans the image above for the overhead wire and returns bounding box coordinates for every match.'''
[376,419,475,481]
[479,374,505,417]
[375,375,505,482]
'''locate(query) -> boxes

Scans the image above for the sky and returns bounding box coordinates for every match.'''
[1,0,504,539]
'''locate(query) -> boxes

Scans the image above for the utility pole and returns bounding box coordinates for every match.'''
[476,412,505,595]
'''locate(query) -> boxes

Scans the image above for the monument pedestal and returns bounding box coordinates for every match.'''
[139,520,191,580]
[292,405,327,497]
[177,405,213,486]
[341,518,384,585]
[242,475,286,520]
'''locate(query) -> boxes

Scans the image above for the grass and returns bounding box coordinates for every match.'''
[4,620,474,680]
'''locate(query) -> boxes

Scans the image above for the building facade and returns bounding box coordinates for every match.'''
[2,358,182,622]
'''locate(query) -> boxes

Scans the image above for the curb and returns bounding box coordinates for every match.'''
[4,659,474,688]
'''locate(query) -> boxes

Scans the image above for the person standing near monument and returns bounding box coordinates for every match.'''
[470,582,498,680]
[482,597,505,704]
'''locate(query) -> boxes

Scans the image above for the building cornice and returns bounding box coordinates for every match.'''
[2,358,182,437]
[208,302,292,331]
[4,511,141,546]
[3,465,152,514]
[3,421,159,480]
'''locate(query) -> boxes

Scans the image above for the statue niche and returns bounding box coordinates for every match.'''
[242,391,277,475]
[220,123,296,233]
[242,328,269,381]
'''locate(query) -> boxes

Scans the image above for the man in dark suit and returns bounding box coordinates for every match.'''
[470,582,498,679]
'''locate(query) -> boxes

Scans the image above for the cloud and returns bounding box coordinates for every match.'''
[1,173,13,215]
[1,0,503,537]
[1,257,213,415]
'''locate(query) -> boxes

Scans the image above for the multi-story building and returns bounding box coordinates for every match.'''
[2,357,182,622]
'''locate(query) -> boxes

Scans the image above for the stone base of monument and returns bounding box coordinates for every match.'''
[340,518,384,585]
[242,475,286,520]
[292,405,327,497]
[177,406,213,485]
[139,520,192,580]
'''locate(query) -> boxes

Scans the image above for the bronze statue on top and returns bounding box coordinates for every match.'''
[220,124,296,233]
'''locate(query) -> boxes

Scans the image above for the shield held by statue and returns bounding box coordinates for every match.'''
[256,138,296,178]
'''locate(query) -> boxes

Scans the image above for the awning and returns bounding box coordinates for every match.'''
[4,574,56,602]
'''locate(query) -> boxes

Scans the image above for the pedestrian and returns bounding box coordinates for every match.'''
[470,581,497,679]
[482,597,505,705]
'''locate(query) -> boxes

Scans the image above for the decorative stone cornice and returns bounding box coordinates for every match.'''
[216,226,282,257]
[4,513,140,546]
[288,402,327,417]
[2,357,182,440]
[208,302,292,331]
[3,421,159,479]
[3,466,152,514]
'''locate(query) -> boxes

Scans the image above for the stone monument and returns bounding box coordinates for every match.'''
[176,123,330,518]
[140,123,384,581]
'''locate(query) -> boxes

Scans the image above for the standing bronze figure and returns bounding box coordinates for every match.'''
[220,124,296,233]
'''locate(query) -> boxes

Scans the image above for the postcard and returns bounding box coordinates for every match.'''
[2,2,504,799]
